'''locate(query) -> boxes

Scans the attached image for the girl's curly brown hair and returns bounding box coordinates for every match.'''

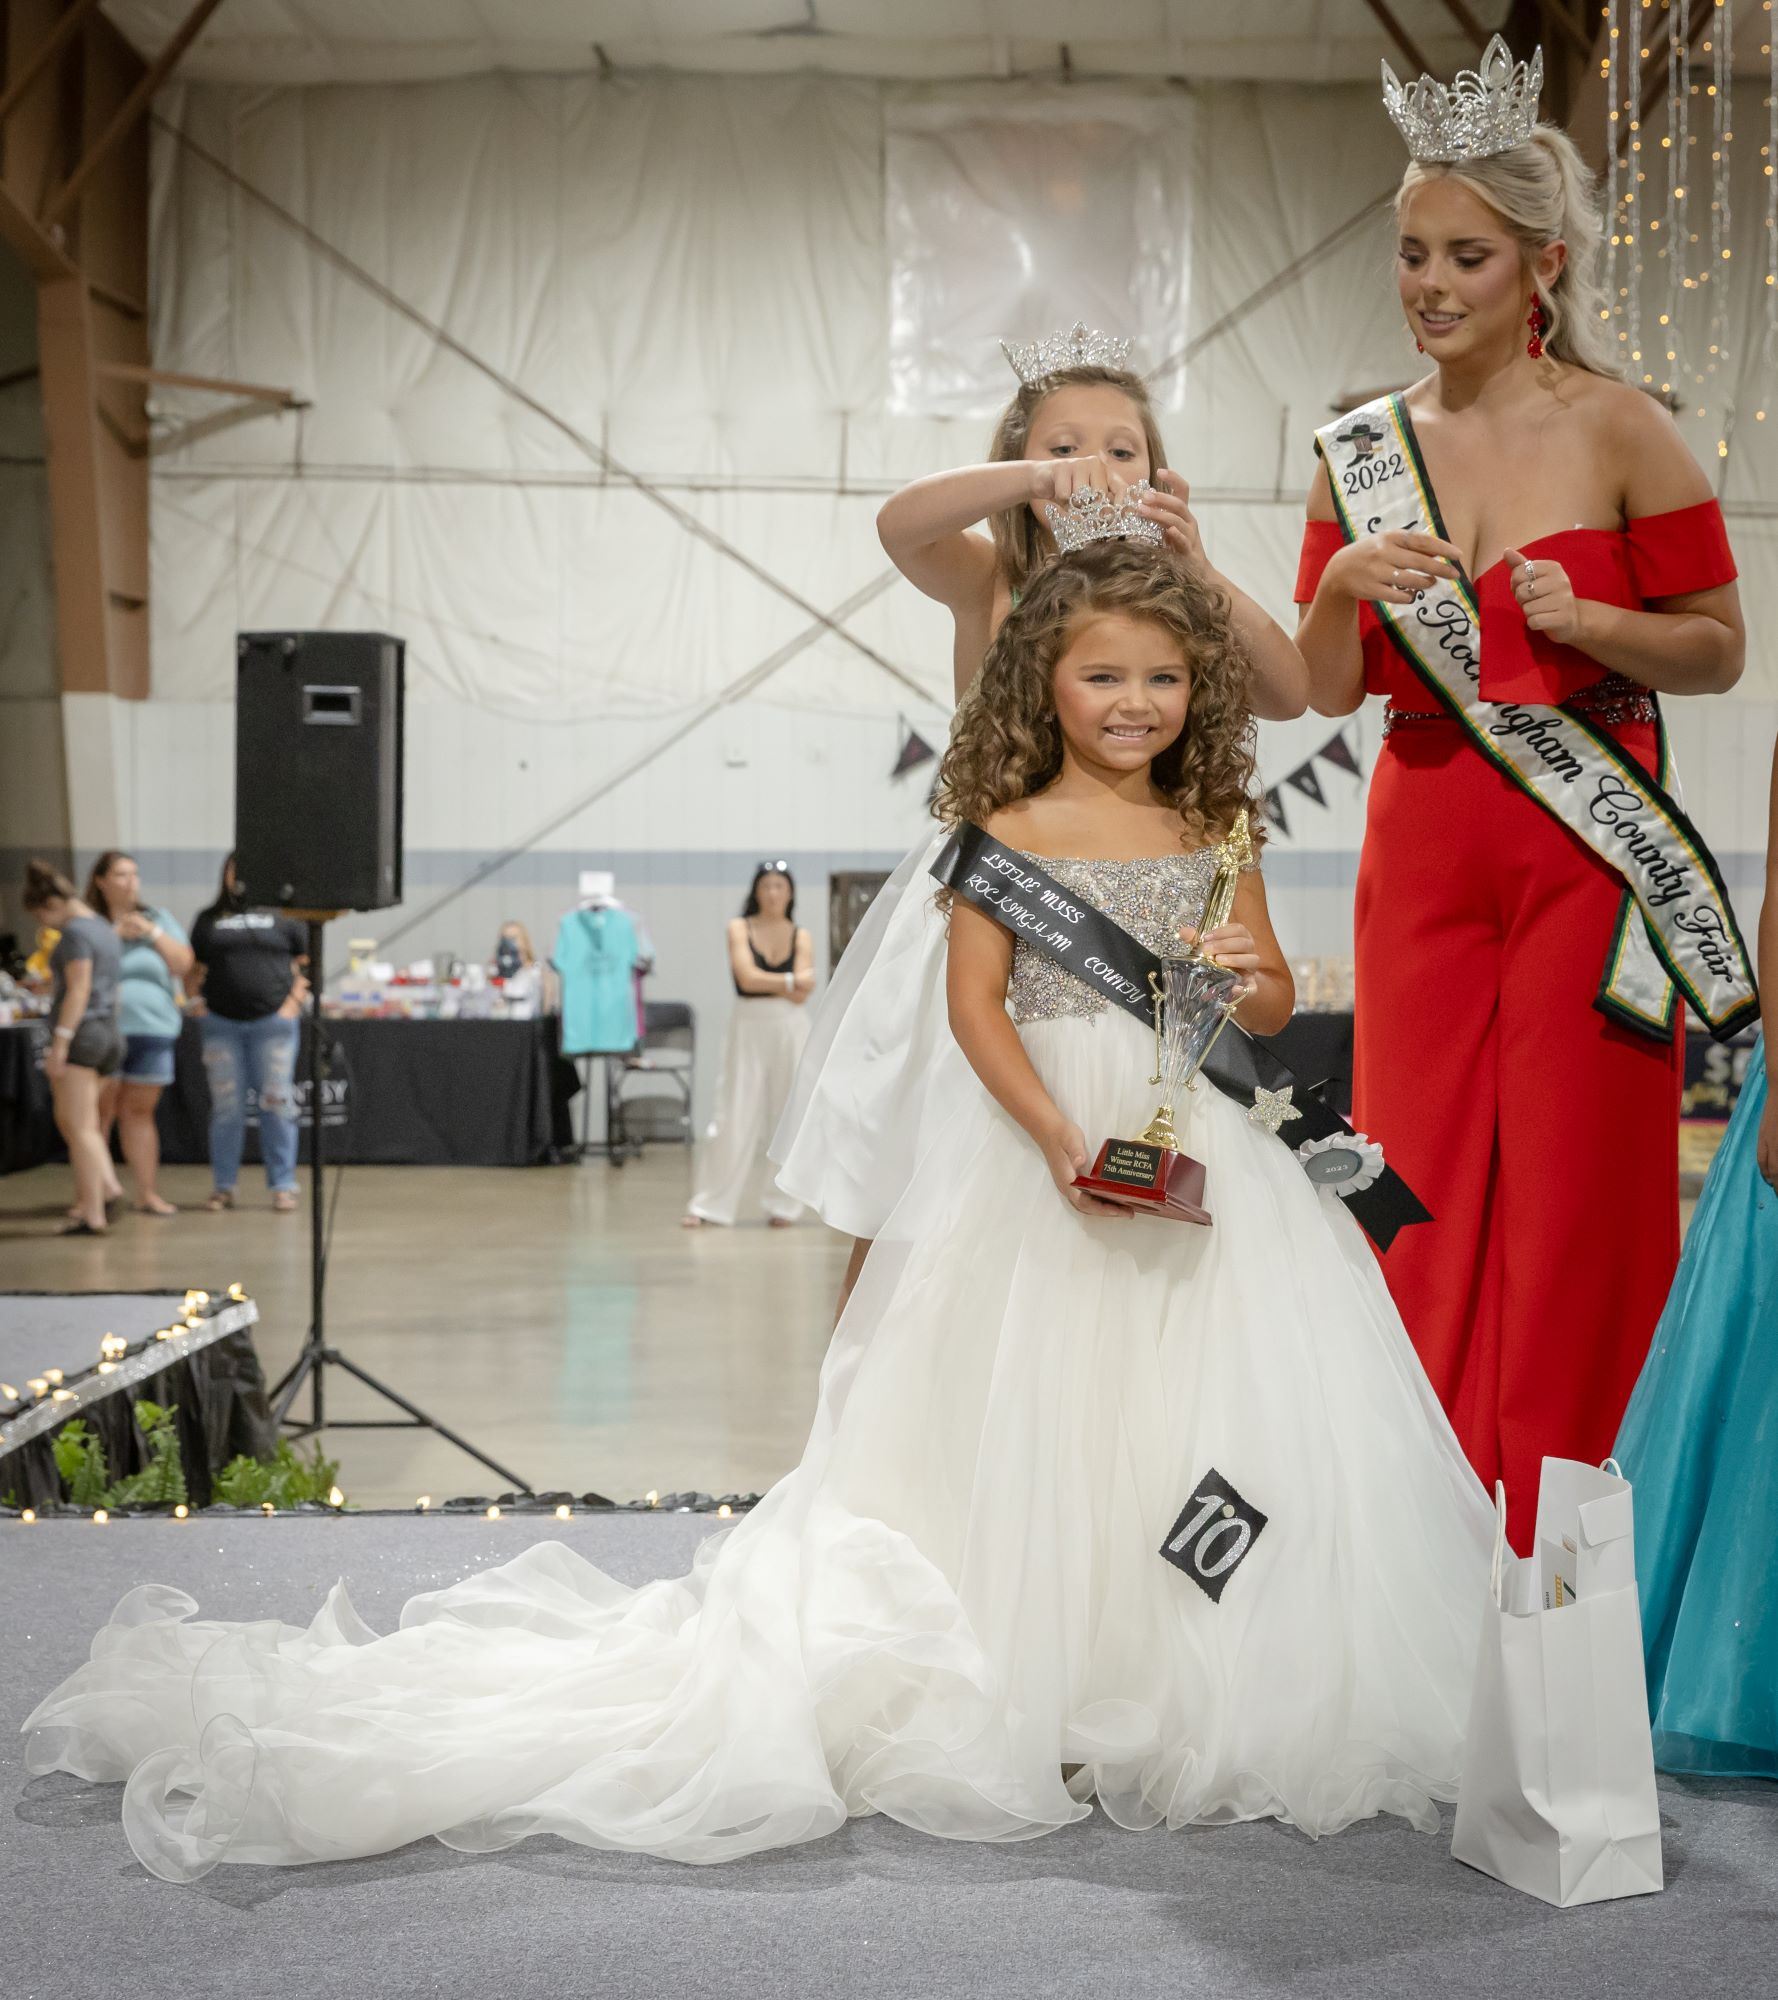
[933,541,1264,856]
[987,365,1169,596]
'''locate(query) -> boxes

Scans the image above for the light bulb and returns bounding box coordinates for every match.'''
[487,1505,501,1520]
[93,1509,109,1525]
[21,1508,36,1524]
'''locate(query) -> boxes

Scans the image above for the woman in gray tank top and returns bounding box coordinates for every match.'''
[22,860,124,1235]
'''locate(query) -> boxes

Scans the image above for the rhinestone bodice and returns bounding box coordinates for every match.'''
[1006,849,1222,1025]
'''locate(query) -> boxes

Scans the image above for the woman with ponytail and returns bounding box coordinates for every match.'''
[21,860,124,1235]
[1294,42,1749,1551]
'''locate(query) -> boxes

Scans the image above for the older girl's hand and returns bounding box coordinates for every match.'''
[1137,469,1208,571]
[1503,548,1583,645]
[1033,454,1127,508]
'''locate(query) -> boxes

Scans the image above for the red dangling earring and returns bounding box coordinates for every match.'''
[1526,297,1547,359]
[1415,336,1425,353]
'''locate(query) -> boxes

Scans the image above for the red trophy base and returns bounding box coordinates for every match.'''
[1072,1137,1212,1224]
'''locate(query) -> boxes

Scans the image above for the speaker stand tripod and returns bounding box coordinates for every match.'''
[271,916,534,1494]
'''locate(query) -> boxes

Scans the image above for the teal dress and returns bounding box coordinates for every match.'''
[1612,1037,1777,1777]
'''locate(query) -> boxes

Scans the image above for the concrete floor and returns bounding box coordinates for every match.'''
[0,1153,851,1509]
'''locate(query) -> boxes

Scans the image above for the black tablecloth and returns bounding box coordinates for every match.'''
[154,1015,573,1170]
[0,1021,58,1176]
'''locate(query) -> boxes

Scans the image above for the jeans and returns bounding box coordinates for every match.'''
[202,1011,300,1192]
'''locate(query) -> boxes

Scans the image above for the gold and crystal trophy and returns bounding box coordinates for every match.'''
[1071,813,1253,1223]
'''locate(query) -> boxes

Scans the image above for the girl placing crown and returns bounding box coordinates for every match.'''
[772,325,1309,1315]
[27,529,1490,1881]
[1294,38,1754,1551]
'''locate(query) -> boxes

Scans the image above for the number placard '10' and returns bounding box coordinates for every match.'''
[1160,1467,1269,1603]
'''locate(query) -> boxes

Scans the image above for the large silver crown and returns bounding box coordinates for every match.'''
[1044,482,1165,555]
[1382,34,1543,163]
[1000,320,1133,387]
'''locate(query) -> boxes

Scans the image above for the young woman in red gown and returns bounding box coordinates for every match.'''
[1294,45,1749,1549]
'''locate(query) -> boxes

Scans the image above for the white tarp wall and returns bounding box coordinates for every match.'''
[110,70,1777,1121]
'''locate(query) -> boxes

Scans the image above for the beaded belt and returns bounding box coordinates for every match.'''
[1382,673,1657,738]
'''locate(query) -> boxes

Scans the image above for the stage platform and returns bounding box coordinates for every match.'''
[7,1512,1774,2000]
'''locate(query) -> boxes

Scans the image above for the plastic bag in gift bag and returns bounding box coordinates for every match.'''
[1451,1456,1663,1908]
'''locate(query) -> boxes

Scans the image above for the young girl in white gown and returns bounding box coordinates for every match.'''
[25,533,1489,1885]
[771,325,1309,1307]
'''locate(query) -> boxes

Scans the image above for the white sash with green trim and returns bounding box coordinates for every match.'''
[1317,393,1757,1044]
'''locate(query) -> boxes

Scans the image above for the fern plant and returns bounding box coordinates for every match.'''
[107,1402,188,1509]
[53,1419,112,1508]
[214,1440,341,1510]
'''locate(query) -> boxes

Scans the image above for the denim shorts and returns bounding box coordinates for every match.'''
[122,1032,178,1087]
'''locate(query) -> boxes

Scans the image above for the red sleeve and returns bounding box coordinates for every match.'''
[1626,499,1737,599]
[1294,520,1345,604]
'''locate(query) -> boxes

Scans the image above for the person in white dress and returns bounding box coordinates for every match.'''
[684,863,815,1228]
[24,525,1490,1885]
[772,324,1309,1315]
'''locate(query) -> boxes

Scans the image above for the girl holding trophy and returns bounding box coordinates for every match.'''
[1294,38,1753,1549]
[28,523,1492,1881]
[772,327,1308,1312]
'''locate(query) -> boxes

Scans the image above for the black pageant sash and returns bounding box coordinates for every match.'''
[931,823,1431,1251]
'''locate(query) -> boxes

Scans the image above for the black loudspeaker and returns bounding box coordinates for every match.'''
[235,631,405,912]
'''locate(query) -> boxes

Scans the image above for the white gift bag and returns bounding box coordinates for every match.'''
[1450,1456,1664,1908]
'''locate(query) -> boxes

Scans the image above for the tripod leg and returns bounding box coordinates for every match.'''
[325,1350,534,1493]
[270,1341,321,1428]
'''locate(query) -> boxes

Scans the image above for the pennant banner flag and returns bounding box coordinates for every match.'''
[893,727,938,779]
[1261,729,1363,838]
[1285,762,1326,808]
[1320,728,1363,781]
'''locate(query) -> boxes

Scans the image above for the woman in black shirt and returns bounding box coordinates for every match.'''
[188,854,308,1213]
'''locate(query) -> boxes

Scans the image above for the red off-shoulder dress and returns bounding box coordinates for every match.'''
[1295,501,1737,1549]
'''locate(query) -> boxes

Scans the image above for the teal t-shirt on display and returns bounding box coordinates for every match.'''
[554,905,641,1056]
[118,907,188,1039]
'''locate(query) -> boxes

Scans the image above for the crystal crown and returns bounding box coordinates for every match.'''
[1000,320,1133,387]
[1044,481,1165,555]
[1382,35,1543,163]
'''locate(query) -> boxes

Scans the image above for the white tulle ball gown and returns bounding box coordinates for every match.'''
[24,852,1494,1884]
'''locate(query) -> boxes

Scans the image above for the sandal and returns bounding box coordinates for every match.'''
[271,1188,300,1213]
[59,1219,107,1237]
[205,1189,235,1212]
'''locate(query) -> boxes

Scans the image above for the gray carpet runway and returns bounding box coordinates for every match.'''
[6,1513,1774,2000]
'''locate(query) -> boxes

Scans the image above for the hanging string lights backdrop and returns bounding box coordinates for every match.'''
[1603,0,1775,441]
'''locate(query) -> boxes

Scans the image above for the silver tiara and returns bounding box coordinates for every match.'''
[999,320,1132,387]
[1382,35,1543,163]
[1044,482,1165,556]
